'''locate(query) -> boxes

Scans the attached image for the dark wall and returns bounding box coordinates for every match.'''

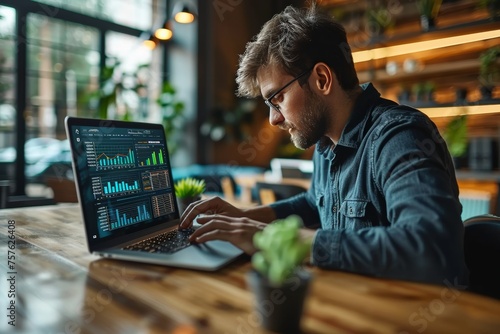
[197,0,304,164]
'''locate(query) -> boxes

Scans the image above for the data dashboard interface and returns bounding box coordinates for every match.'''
[68,122,179,242]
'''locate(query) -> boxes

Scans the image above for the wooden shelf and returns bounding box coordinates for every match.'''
[321,1,500,119]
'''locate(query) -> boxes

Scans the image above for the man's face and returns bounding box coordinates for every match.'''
[257,65,328,149]
[295,85,328,149]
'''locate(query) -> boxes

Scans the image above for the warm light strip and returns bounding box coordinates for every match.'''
[352,29,500,63]
[420,104,500,118]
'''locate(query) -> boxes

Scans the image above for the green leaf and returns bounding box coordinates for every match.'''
[174,177,206,198]
[250,214,311,285]
[443,115,468,157]
[252,252,268,276]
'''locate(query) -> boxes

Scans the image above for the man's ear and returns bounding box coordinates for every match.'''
[312,62,333,95]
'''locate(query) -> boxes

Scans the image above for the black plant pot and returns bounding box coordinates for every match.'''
[487,2,500,19]
[455,88,468,105]
[452,155,468,170]
[480,85,494,101]
[420,15,435,32]
[176,195,201,215]
[246,269,312,334]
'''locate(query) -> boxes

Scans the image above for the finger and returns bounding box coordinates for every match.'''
[193,229,235,243]
[194,214,234,225]
[189,219,240,241]
[180,197,230,228]
[179,198,215,228]
[192,229,257,255]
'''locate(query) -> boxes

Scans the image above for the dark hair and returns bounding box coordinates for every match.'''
[236,3,359,97]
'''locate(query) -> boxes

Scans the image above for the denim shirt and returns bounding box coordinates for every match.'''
[270,83,468,286]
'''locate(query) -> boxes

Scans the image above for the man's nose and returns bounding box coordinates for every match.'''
[269,107,284,126]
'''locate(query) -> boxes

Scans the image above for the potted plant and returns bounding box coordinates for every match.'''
[365,6,394,40]
[412,82,426,103]
[417,0,442,31]
[156,82,186,156]
[479,46,500,100]
[478,0,500,19]
[174,177,205,214]
[86,57,150,120]
[247,215,312,333]
[443,114,468,169]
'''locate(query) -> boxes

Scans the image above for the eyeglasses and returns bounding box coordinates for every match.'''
[264,67,313,112]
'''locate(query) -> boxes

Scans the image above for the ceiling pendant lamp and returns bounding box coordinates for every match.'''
[173,2,196,24]
[143,39,157,50]
[154,21,173,40]
[143,34,158,50]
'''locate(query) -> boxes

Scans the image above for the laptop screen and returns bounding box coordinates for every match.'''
[65,117,179,249]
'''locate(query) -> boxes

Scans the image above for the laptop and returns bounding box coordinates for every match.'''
[65,116,243,270]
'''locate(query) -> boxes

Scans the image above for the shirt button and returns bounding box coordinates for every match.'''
[332,205,337,213]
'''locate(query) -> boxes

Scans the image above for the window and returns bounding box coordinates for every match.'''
[0,5,16,183]
[26,13,100,136]
[32,0,153,30]
[104,31,157,121]
[0,0,166,195]
[0,0,198,197]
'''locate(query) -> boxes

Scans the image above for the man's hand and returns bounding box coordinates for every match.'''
[179,196,243,229]
[179,196,316,256]
[188,215,267,255]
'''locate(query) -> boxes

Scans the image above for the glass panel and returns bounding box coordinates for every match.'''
[0,5,16,185]
[25,13,99,183]
[32,0,154,31]
[102,31,159,121]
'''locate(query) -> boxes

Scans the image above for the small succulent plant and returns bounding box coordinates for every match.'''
[174,177,206,199]
[252,215,311,285]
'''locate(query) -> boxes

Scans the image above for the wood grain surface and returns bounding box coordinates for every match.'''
[1,204,500,333]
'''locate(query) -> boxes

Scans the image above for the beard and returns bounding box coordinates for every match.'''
[286,89,329,150]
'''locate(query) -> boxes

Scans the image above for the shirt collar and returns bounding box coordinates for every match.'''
[317,83,381,157]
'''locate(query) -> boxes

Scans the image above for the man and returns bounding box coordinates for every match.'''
[180,3,468,285]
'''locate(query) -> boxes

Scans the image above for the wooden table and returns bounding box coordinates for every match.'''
[1,204,500,333]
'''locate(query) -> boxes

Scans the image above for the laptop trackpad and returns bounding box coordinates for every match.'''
[108,240,243,271]
[169,240,244,270]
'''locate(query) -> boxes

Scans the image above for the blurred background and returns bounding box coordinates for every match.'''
[0,0,499,214]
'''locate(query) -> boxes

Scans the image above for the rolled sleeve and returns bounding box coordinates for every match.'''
[269,191,321,228]
[311,229,343,268]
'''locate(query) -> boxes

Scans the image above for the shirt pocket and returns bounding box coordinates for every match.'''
[340,199,372,230]
[315,191,331,228]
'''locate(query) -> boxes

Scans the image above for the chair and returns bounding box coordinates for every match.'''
[457,179,498,219]
[254,182,307,205]
[46,177,79,203]
[187,173,237,198]
[459,190,492,221]
[463,214,500,299]
[0,179,56,209]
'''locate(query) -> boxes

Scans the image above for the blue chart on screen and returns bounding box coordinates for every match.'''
[71,124,177,239]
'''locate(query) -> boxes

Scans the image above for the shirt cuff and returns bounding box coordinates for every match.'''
[311,229,343,269]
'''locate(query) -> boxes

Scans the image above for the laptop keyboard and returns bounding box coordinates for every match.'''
[123,228,196,254]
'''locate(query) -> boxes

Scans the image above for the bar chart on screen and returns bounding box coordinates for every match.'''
[87,142,136,171]
[136,143,167,167]
[91,174,142,199]
[107,201,152,230]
